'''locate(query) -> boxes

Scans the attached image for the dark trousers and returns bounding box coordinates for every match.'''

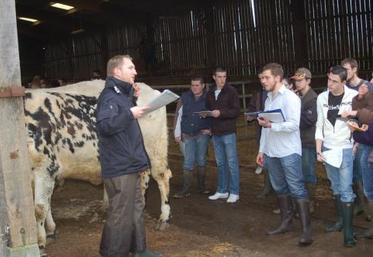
[100,173,146,257]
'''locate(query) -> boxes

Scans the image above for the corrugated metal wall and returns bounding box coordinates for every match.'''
[43,0,373,82]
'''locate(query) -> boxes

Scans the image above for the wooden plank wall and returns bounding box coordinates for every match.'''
[42,0,373,82]
[305,0,373,74]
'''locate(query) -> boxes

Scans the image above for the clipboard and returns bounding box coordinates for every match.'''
[244,109,285,123]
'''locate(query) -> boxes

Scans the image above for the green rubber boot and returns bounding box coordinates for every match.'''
[325,195,343,232]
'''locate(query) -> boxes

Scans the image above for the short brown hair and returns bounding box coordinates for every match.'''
[262,63,284,79]
[214,67,227,74]
[106,55,132,76]
[341,58,358,70]
[191,76,204,84]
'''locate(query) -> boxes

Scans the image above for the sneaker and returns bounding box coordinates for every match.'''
[208,192,229,200]
[226,194,239,203]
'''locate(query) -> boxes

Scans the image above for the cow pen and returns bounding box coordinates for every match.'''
[1,0,373,256]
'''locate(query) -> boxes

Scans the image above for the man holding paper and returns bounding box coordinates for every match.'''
[255,63,313,246]
[315,65,358,247]
[206,67,241,203]
[173,76,211,198]
[96,55,161,257]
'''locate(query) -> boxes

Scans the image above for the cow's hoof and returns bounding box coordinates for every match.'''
[156,221,169,231]
[46,231,57,240]
[39,247,47,257]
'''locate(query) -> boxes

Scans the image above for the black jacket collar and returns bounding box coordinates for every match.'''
[106,76,133,96]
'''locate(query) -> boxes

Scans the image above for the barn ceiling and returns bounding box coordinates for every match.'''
[16,0,208,43]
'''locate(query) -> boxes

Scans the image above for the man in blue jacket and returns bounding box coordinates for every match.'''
[96,55,161,257]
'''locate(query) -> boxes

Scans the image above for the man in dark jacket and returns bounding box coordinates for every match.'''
[292,68,318,212]
[173,76,211,198]
[206,67,241,203]
[96,55,161,257]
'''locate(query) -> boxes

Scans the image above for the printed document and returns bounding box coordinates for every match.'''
[145,89,179,113]
[322,149,343,168]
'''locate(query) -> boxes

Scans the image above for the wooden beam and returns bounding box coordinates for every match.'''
[0,0,40,256]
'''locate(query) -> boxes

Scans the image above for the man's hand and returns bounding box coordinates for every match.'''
[257,117,271,128]
[353,143,359,156]
[130,106,148,119]
[201,129,211,135]
[133,83,141,97]
[341,110,357,118]
[256,152,264,167]
[211,110,221,118]
[316,151,325,162]
[246,115,256,122]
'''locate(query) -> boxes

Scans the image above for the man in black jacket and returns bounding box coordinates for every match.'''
[96,55,161,257]
[206,67,241,203]
[292,67,318,213]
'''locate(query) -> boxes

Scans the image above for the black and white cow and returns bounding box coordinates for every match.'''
[24,80,172,247]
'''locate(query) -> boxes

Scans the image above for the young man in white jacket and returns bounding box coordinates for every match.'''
[315,65,358,247]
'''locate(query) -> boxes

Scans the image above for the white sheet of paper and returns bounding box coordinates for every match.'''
[322,149,343,168]
[145,89,179,113]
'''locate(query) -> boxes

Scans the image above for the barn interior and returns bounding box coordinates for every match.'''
[7,1,373,256]
[16,0,373,87]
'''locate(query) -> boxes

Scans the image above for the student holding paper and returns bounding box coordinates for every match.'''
[341,82,373,238]
[315,65,358,247]
[256,63,313,246]
[341,58,373,220]
[173,76,211,198]
[206,67,241,203]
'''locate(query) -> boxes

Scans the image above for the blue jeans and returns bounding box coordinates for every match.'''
[353,145,363,183]
[324,147,355,203]
[212,133,240,195]
[359,144,373,200]
[302,147,317,184]
[265,153,308,199]
[183,134,210,171]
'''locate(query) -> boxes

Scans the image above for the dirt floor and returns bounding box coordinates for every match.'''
[46,121,373,257]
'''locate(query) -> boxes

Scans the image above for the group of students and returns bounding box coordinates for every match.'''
[173,59,373,248]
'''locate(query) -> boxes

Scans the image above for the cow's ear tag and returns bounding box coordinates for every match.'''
[114,86,120,94]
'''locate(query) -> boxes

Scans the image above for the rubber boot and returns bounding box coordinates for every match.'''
[363,200,373,239]
[295,199,313,246]
[267,195,293,235]
[256,170,273,199]
[341,202,356,247]
[197,166,210,194]
[353,182,365,216]
[306,183,316,214]
[325,195,343,232]
[173,171,192,198]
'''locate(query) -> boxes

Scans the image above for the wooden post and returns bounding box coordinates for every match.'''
[291,0,308,68]
[0,0,40,256]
